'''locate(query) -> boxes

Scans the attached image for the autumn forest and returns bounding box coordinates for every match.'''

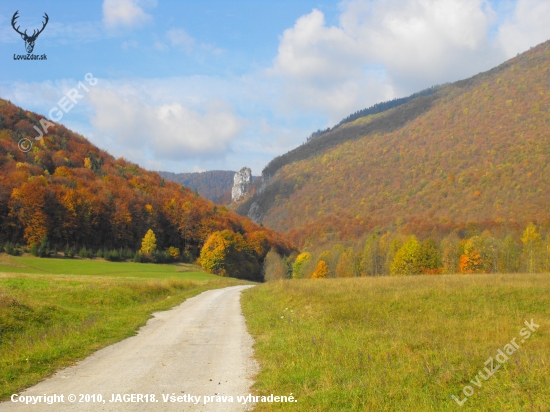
[2,41,550,281]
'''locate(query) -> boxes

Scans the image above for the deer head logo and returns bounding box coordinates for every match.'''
[11,11,49,54]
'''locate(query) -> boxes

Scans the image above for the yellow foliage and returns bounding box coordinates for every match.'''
[312,260,329,279]
[140,229,157,256]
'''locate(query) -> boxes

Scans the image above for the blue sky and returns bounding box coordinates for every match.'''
[1,0,550,174]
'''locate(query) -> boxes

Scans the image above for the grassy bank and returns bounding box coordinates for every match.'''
[242,274,550,411]
[0,254,247,399]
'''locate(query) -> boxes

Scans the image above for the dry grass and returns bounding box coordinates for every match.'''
[242,274,550,411]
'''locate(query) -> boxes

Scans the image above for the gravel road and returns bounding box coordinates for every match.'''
[1,285,258,411]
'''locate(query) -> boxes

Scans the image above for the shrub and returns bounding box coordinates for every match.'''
[168,246,180,260]
[133,251,144,263]
[30,243,39,257]
[64,244,75,258]
[4,242,19,256]
[151,250,170,264]
[78,246,94,259]
[106,249,120,262]
[182,250,194,263]
[37,236,50,257]
[122,247,134,260]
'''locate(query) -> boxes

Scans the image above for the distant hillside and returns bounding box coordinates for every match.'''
[159,170,235,203]
[159,170,260,204]
[305,84,446,144]
[237,40,550,247]
[0,99,294,279]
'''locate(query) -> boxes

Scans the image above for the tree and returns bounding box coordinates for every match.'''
[441,232,462,274]
[361,234,382,276]
[384,236,403,275]
[335,247,356,277]
[498,234,520,273]
[8,179,50,246]
[418,238,441,274]
[263,250,287,281]
[521,222,542,273]
[390,236,422,275]
[459,236,489,273]
[199,230,261,280]
[312,260,329,279]
[140,229,157,257]
[292,252,312,279]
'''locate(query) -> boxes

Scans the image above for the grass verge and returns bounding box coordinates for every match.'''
[241,274,550,411]
[0,254,248,399]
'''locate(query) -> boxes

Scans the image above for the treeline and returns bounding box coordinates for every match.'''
[333,84,447,129]
[259,92,440,180]
[264,222,550,280]
[0,99,294,279]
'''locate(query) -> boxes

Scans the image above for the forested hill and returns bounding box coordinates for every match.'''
[237,40,550,248]
[159,170,235,203]
[159,170,260,204]
[0,99,294,278]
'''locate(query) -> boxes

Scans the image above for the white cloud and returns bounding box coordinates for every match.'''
[121,40,138,50]
[153,41,169,51]
[166,28,196,52]
[103,0,153,29]
[164,28,224,55]
[269,0,550,123]
[498,0,550,57]
[88,87,242,162]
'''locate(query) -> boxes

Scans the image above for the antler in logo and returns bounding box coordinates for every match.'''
[12,11,49,54]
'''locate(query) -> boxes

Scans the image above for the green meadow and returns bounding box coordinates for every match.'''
[242,274,550,411]
[0,254,246,399]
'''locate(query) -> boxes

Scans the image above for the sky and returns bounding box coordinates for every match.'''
[1,0,550,175]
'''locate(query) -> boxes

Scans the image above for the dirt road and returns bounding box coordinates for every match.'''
[0,285,258,411]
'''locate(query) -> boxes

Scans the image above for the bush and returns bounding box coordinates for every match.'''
[78,246,94,259]
[38,236,50,257]
[96,249,104,258]
[4,242,20,256]
[168,246,180,260]
[151,250,170,264]
[133,251,144,263]
[182,250,194,263]
[106,249,120,262]
[64,244,75,258]
[122,247,134,260]
[30,243,39,257]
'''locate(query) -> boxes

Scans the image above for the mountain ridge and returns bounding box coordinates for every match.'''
[236,40,550,247]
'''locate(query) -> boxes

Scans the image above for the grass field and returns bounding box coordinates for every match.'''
[242,274,550,411]
[0,253,247,399]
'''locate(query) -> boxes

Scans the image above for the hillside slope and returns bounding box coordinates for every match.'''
[159,170,235,203]
[0,99,294,278]
[159,170,259,204]
[237,40,550,247]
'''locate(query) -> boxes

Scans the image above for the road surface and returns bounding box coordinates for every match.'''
[0,285,258,411]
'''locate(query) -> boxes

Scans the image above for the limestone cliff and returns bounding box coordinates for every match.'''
[231,167,252,202]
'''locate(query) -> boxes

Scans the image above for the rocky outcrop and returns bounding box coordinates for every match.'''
[231,167,252,202]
